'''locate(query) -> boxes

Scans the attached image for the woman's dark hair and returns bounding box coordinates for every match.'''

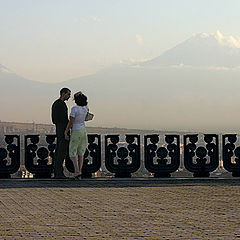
[74,93,88,106]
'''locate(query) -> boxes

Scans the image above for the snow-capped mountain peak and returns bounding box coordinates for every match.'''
[194,31,240,49]
[142,31,240,68]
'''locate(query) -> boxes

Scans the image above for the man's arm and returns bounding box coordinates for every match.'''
[51,101,63,124]
[64,116,75,140]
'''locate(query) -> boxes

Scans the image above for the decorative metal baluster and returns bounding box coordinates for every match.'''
[25,135,53,178]
[0,135,20,178]
[144,135,180,177]
[222,134,240,177]
[105,135,140,178]
[184,134,219,177]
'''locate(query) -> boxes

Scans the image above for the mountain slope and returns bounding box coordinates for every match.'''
[0,64,45,89]
[142,32,240,67]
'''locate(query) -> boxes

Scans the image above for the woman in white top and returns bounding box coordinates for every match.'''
[64,92,88,179]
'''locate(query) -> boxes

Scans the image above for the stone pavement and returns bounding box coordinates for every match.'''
[0,178,239,240]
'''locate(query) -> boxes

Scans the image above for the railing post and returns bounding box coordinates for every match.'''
[0,135,20,178]
[222,134,240,177]
[105,134,140,177]
[184,134,219,177]
[144,134,180,177]
[25,135,54,178]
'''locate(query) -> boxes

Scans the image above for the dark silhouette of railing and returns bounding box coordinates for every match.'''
[184,134,219,177]
[0,134,240,178]
[0,135,20,178]
[222,134,240,177]
[144,135,180,177]
[105,135,140,177]
[25,134,54,178]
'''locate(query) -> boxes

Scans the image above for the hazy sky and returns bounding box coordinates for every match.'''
[1,0,240,83]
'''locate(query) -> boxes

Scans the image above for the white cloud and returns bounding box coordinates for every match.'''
[171,64,240,71]
[120,57,151,64]
[90,16,101,22]
[215,30,240,48]
[207,65,240,71]
[73,16,101,23]
[136,34,143,45]
[200,33,209,38]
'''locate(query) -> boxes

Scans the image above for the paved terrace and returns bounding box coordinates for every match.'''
[0,178,239,240]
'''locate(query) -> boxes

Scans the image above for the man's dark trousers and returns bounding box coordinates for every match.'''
[54,123,68,178]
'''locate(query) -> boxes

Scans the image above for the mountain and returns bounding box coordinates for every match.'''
[58,64,240,132]
[142,31,240,68]
[1,32,240,131]
[0,64,51,122]
[0,64,45,89]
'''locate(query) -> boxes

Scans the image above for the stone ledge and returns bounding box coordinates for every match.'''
[0,177,239,189]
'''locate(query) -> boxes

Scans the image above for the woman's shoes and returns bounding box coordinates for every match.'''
[76,174,82,180]
[71,173,82,180]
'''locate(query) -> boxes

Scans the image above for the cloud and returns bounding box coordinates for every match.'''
[197,31,240,48]
[171,64,240,71]
[119,58,151,64]
[136,34,143,45]
[215,30,240,48]
[90,16,101,22]
[207,65,240,71]
[73,16,101,23]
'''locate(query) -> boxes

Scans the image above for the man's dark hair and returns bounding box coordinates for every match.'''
[74,93,88,106]
[60,88,71,96]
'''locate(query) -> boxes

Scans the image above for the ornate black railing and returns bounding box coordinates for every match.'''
[144,135,180,177]
[0,133,240,178]
[25,134,55,178]
[184,134,219,177]
[105,135,140,177]
[222,134,240,177]
[24,134,101,178]
[0,135,20,178]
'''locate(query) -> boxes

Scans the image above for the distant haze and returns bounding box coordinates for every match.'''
[1,32,240,132]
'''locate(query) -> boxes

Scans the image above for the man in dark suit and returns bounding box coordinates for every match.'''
[51,88,71,178]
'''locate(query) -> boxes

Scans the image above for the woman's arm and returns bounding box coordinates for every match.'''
[64,116,75,140]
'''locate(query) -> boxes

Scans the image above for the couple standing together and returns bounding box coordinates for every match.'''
[51,88,91,179]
